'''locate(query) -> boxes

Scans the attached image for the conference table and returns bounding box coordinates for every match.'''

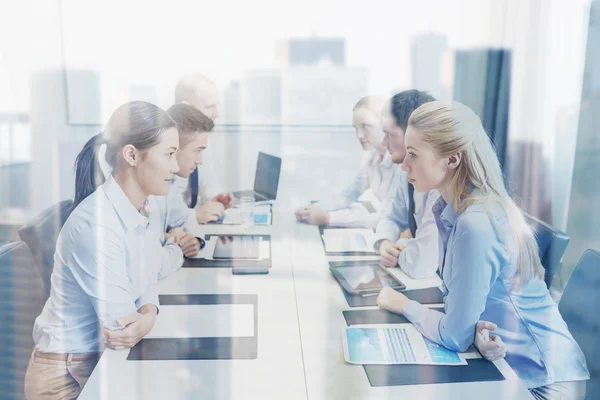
[79,206,533,399]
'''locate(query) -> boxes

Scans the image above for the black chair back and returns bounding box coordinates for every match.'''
[18,200,73,298]
[524,213,570,288]
[559,249,600,400]
[0,241,45,400]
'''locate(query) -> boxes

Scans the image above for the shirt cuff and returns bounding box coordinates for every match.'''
[373,233,400,251]
[327,210,346,226]
[373,238,386,251]
[136,286,160,314]
[402,299,427,322]
[395,238,410,246]
[374,230,398,249]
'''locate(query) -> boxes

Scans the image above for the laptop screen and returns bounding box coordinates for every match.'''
[254,152,282,199]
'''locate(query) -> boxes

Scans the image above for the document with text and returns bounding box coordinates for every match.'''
[343,324,467,365]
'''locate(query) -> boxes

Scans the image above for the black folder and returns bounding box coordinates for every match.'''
[342,308,505,386]
[183,235,271,268]
[343,308,443,325]
[127,294,258,360]
[341,285,443,307]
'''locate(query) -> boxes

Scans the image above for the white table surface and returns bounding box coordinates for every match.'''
[79,210,533,400]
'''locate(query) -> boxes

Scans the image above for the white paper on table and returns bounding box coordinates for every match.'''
[322,228,377,253]
[146,304,255,338]
[252,204,272,225]
[357,188,382,212]
[221,208,244,224]
[193,237,218,259]
[387,267,443,291]
[220,204,272,225]
[342,323,467,366]
[258,237,270,259]
[192,236,270,260]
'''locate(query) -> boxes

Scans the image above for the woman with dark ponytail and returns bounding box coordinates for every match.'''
[24,101,180,400]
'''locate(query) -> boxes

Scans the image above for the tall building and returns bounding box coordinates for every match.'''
[281,66,367,125]
[453,49,512,170]
[276,37,346,67]
[242,37,366,125]
[240,69,282,125]
[411,33,448,100]
[223,80,241,125]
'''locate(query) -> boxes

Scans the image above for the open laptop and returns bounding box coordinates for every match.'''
[233,152,282,202]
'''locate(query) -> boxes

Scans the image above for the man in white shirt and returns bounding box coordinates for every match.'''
[174,73,233,223]
[373,90,440,279]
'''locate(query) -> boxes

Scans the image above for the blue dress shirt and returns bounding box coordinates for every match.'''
[403,197,589,389]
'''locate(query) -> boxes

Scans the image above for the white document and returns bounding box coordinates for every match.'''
[220,204,272,225]
[192,237,270,260]
[221,208,244,224]
[146,304,255,338]
[322,228,377,253]
[342,324,467,365]
[258,237,270,259]
[252,204,272,225]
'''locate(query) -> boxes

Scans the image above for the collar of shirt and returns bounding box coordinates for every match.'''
[138,198,151,218]
[432,196,458,232]
[367,149,395,170]
[378,151,395,169]
[103,175,150,231]
[97,143,113,178]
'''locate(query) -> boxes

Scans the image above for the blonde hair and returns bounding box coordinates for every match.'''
[408,101,544,285]
[353,96,386,116]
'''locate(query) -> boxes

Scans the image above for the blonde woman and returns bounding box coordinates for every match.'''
[295,96,401,229]
[377,101,589,399]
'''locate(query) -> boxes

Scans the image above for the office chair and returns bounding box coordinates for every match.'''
[18,200,73,298]
[558,249,600,400]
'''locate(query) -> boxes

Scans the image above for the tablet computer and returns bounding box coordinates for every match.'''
[213,236,260,260]
[330,263,406,294]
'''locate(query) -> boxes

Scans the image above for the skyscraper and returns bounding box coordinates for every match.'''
[277,37,346,66]
[411,33,448,100]
[242,37,366,125]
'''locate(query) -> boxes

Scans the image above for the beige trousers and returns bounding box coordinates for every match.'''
[24,351,99,400]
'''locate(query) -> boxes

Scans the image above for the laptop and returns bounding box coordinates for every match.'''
[233,152,282,202]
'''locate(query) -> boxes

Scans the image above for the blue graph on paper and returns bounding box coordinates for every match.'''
[346,327,416,363]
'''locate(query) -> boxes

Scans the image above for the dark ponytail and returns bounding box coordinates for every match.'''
[72,101,176,208]
[73,133,105,207]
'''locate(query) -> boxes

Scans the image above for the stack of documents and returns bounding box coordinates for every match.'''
[322,228,377,253]
[343,324,467,365]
